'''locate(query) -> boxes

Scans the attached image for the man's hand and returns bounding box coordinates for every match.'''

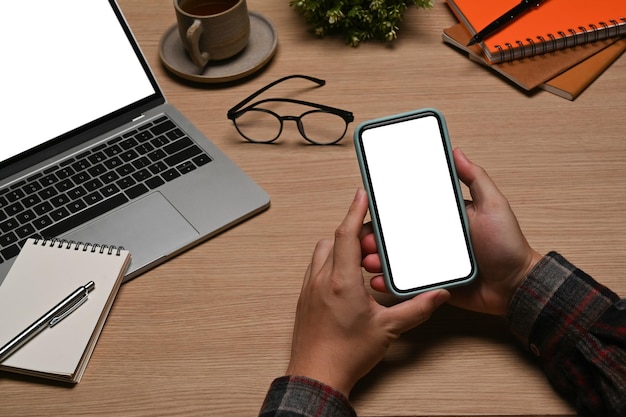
[286,189,450,397]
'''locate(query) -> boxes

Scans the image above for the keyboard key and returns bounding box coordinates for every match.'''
[9,180,26,190]
[135,131,154,142]
[6,189,25,203]
[132,157,151,169]
[135,143,154,155]
[88,152,106,164]
[23,194,42,208]
[149,161,168,175]
[164,145,202,167]
[100,172,120,184]
[38,186,58,200]
[42,193,129,238]
[72,171,90,185]
[120,137,138,150]
[55,178,74,192]
[122,129,138,138]
[146,176,165,189]
[166,128,185,140]
[132,169,151,182]
[0,218,19,233]
[16,209,35,224]
[107,136,122,146]
[150,119,176,135]
[0,231,18,247]
[103,156,123,170]
[1,244,21,262]
[33,215,53,230]
[164,137,193,155]
[67,200,87,214]
[162,168,181,182]
[22,182,43,195]
[147,149,167,162]
[151,135,169,148]
[67,186,87,200]
[116,176,136,190]
[50,194,70,208]
[116,163,135,177]
[5,201,24,216]
[101,184,120,197]
[43,165,59,174]
[72,158,91,172]
[15,224,35,239]
[121,150,139,162]
[88,163,107,177]
[84,191,104,205]
[84,179,103,192]
[40,173,58,186]
[33,201,53,216]
[177,161,196,174]
[193,154,212,166]
[104,144,122,157]
[125,183,149,199]
[56,167,75,179]
[50,207,70,222]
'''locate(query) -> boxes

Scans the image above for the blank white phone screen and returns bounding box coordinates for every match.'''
[361,114,472,291]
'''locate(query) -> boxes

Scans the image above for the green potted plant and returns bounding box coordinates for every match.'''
[290,0,434,46]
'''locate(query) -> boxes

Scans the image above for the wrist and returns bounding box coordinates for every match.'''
[286,360,354,398]
[506,249,543,308]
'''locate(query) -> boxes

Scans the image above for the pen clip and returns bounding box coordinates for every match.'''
[49,294,88,327]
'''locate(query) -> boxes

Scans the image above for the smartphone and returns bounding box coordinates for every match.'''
[354,108,477,297]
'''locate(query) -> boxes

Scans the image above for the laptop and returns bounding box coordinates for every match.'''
[0,0,270,285]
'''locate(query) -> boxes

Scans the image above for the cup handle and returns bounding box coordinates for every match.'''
[186,19,210,68]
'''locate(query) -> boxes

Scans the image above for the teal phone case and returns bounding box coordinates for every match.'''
[354,108,477,298]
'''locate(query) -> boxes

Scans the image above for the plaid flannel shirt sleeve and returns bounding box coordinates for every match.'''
[259,375,356,417]
[507,251,626,417]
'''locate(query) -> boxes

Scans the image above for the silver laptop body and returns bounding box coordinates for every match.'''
[0,0,270,285]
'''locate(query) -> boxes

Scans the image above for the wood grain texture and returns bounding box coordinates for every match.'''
[1,0,624,416]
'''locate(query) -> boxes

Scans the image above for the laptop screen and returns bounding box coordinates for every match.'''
[1,0,159,173]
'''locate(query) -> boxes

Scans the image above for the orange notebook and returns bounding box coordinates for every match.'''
[542,38,626,100]
[442,23,618,91]
[446,0,626,63]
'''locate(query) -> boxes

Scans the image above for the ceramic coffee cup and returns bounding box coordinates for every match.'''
[174,0,250,68]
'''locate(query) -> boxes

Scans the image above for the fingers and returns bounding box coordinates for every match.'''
[453,148,505,208]
[307,239,333,280]
[332,188,370,269]
[305,189,370,289]
[369,275,387,293]
[385,290,450,334]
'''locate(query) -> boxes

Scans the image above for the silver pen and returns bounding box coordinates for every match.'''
[0,281,95,362]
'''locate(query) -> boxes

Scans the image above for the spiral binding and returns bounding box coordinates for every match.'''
[494,17,626,63]
[32,237,125,256]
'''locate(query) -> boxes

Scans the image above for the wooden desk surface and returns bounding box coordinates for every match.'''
[2,1,625,416]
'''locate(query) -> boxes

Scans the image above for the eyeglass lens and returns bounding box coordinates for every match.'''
[234,109,349,144]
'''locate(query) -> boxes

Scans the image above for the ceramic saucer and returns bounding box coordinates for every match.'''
[159,11,277,84]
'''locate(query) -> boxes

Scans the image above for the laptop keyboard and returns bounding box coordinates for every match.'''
[0,115,212,263]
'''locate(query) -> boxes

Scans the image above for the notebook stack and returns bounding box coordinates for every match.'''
[442,0,626,100]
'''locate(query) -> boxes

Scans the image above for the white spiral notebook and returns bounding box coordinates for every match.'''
[0,238,131,383]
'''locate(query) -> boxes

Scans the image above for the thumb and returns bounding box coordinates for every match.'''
[384,290,450,334]
[454,148,505,209]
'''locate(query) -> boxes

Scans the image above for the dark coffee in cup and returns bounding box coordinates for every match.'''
[180,0,237,16]
[174,0,249,68]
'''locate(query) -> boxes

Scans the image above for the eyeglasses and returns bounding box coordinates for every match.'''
[227,75,354,145]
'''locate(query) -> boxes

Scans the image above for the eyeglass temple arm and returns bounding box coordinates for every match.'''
[227,75,325,118]
[240,98,354,121]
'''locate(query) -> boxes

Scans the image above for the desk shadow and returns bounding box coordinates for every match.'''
[0,370,76,388]
[350,301,536,402]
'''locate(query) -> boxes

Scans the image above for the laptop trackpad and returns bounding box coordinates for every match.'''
[63,192,200,276]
